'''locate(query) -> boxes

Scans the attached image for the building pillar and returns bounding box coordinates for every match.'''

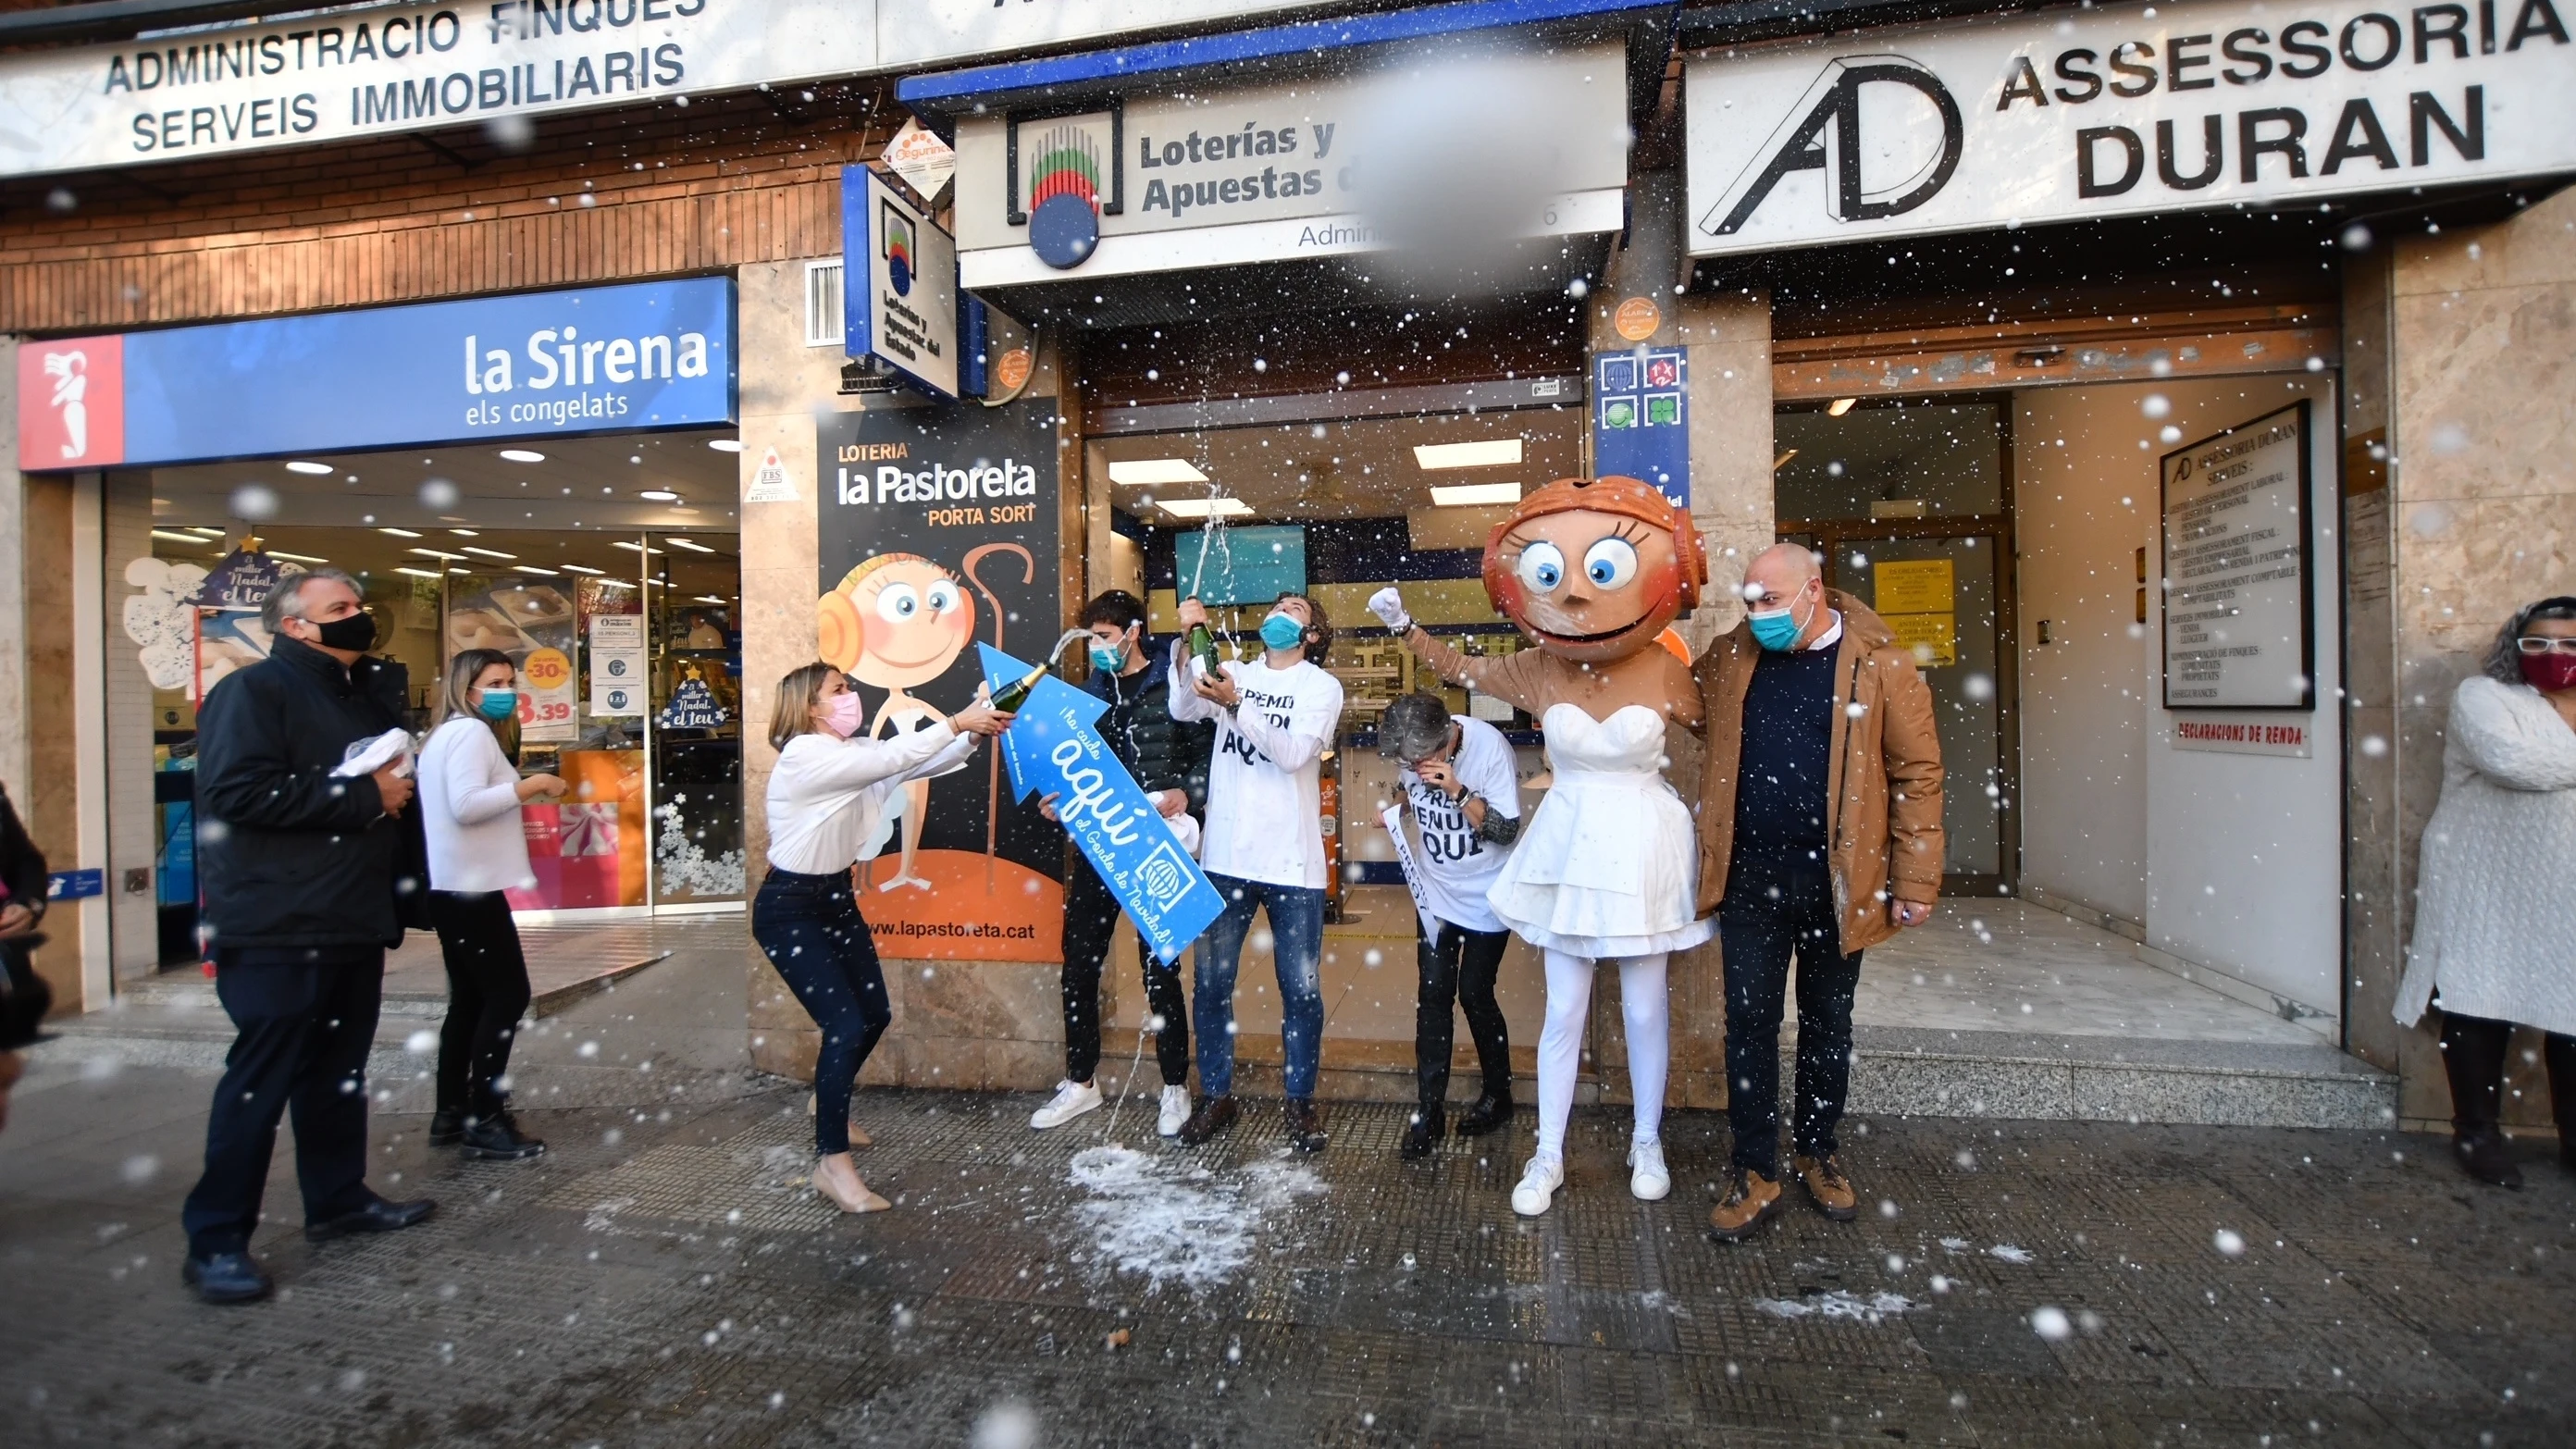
[737,259,838,1085]
[2383,188,2576,1127]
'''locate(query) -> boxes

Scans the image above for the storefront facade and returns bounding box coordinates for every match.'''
[6,0,2571,1129]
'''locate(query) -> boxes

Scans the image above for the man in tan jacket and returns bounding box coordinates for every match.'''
[1696,543,1945,1242]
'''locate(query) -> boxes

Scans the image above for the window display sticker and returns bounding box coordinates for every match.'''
[589,613,648,716]
[1873,558,1953,615]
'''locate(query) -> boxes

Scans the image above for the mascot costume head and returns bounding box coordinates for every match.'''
[1481,475,1704,664]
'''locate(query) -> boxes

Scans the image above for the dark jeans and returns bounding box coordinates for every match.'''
[181,949,385,1257]
[1195,873,1325,1100]
[1718,857,1864,1178]
[428,891,532,1122]
[1417,920,1512,1112]
[1060,850,1191,1087]
[2438,1007,2576,1138]
[753,869,891,1156]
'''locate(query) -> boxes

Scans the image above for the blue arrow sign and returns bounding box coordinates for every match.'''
[979,644,1224,966]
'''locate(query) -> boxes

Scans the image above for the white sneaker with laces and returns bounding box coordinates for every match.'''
[1157,1085,1192,1137]
[1628,1138,1671,1201]
[1029,1079,1103,1130]
[1511,1155,1565,1217]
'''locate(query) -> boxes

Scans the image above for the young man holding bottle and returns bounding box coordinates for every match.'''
[1167,592,1343,1151]
[1028,590,1214,1138]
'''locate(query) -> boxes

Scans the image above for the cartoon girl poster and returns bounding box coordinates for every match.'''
[811,401,1065,961]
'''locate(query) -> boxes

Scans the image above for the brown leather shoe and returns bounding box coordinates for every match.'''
[1792,1153,1860,1221]
[1706,1168,1783,1243]
[1176,1095,1239,1147]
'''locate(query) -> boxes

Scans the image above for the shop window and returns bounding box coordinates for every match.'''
[804,260,845,348]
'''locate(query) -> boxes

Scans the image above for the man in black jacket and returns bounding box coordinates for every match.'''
[179,568,436,1304]
[1028,589,1216,1137]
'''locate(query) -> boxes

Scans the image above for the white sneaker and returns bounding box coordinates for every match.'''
[1628,1138,1671,1201]
[1511,1155,1565,1217]
[1157,1085,1192,1137]
[1029,1079,1103,1130]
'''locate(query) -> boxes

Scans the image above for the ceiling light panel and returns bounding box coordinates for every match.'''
[1158,497,1254,520]
[1108,459,1210,486]
[499,449,546,463]
[664,538,716,553]
[1413,440,1523,471]
[1429,482,1524,507]
[283,460,334,475]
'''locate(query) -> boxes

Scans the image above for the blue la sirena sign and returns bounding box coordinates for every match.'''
[18,277,734,471]
[980,644,1224,966]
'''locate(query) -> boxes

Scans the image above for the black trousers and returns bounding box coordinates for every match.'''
[752,869,891,1156]
[428,891,532,1122]
[181,950,385,1256]
[1718,857,1864,1178]
[1060,850,1191,1087]
[1416,919,1512,1111]
[2438,1008,2576,1139]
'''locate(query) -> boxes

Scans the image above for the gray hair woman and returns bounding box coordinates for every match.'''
[2395,596,2576,1187]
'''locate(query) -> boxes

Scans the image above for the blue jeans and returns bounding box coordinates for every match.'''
[1195,873,1325,1099]
[753,868,892,1156]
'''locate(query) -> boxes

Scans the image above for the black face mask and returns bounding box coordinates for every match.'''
[303,611,378,653]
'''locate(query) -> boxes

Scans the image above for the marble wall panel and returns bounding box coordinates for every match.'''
[2384,187,2576,1129]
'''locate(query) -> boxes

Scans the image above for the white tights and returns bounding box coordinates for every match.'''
[1533,949,1669,1163]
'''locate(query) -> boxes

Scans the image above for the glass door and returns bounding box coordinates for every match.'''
[643,532,745,908]
[1776,398,2018,895]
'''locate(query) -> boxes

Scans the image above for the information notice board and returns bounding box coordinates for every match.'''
[2161,401,2313,711]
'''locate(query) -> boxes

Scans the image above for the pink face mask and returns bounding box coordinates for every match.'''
[820,690,864,738]
[2521,650,2576,694]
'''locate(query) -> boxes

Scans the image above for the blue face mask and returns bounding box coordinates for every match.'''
[1260,612,1307,652]
[1748,589,1813,652]
[1089,640,1127,672]
[477,688,518,721]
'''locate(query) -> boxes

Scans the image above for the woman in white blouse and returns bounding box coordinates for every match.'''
[758,662,1009,1213]
[416,649,566,1160]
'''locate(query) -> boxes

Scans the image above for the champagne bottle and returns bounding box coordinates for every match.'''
[988,662,1049,712]
[1186,616,1220,678]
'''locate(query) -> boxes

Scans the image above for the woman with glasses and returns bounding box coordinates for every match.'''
[2396,596,2576,1187]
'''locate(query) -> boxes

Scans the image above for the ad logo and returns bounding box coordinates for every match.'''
[1699,55,1963,240]
[1008,110,1121,270]
[16,335,123,469]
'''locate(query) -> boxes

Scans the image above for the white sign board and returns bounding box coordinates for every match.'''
[0,0,1337,180]
[0,0,882,180]
[951,43,1631,287]
[877,0,1329,68]
[884,116,957,204]
[846,167,960,398]
[1684,0,2576,257]
[2161,401,2314,710]
[588,613,648,716]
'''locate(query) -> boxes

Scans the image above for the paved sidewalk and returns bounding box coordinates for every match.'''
[3,952,2570,1447]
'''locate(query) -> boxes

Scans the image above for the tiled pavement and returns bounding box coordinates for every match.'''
[3,953,2570,1447]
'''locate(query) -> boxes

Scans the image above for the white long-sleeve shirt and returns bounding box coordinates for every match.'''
[1168,644,1344,889]
[417,716,535,895]
[764,722,975,875]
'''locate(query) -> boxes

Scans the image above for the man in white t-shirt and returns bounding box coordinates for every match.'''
[1168,591,1344,1152]
[1378,691,1523,1161]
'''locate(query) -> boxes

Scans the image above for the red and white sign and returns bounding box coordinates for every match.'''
[2171,713,2312,758]
[17,336,123,467]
